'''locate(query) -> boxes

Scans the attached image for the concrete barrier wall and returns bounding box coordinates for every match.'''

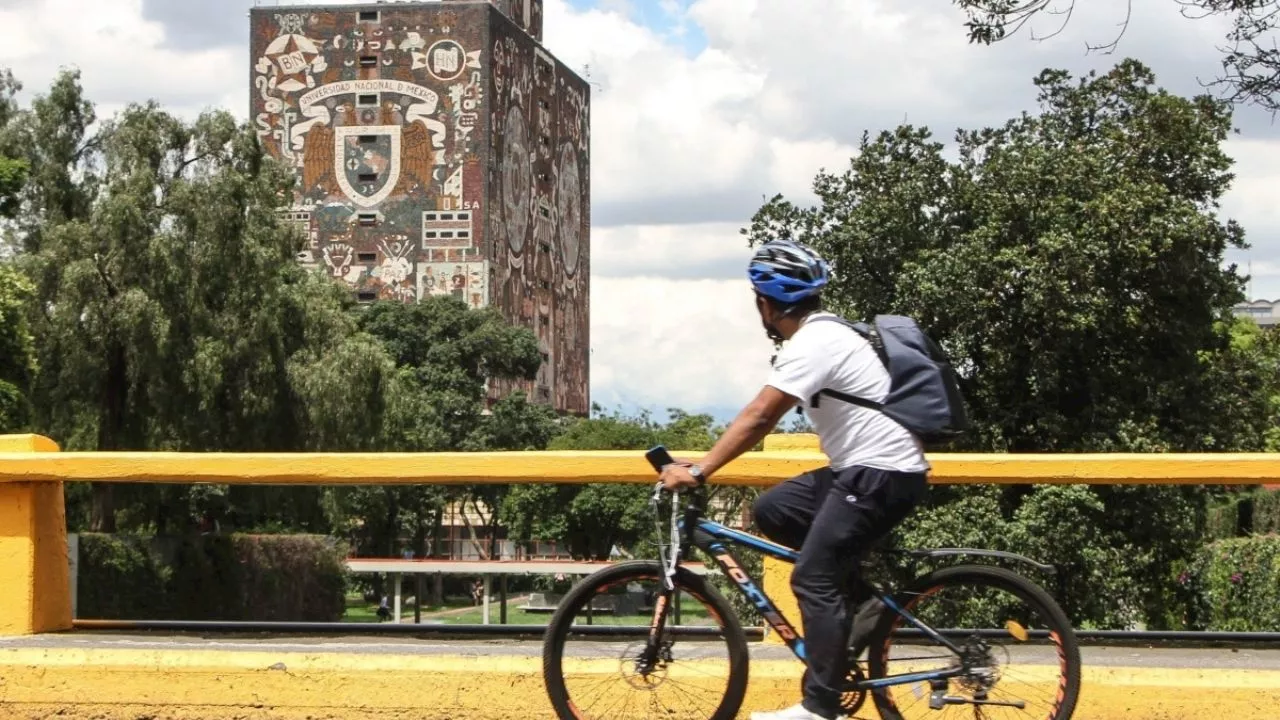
[0,435,69,636]
[4,431,1280,635]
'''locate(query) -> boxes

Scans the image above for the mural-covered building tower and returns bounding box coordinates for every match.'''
[249,1,589,415]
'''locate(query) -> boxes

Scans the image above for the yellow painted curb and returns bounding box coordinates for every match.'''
[0,647,1278,720]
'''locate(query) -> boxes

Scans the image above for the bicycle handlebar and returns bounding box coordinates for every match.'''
[645,446,709,560]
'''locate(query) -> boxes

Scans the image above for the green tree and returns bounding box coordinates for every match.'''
[0,69,27,217]
[0,264,34,432]
[8,70,393,532]
[745,60,1264,628]
[500,406,728,560]
[952,1,1280,111]
[747,60,1249,454]
[0,69,32,433]
[322,298,553,569]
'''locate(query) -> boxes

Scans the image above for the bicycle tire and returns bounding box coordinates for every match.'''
[541,560,751,720]
[866,564,1082,720]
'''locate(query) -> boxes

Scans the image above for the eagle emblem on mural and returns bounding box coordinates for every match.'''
[298,103,434,206]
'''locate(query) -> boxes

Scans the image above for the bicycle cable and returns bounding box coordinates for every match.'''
[649,481,681,592]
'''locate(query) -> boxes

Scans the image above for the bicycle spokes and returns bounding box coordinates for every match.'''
[556,573,735,720]
[875,580,1070,719]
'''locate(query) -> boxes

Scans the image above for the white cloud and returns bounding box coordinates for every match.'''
[545,1,860,226]
[1224,139,1280,237]
[590,276,775,413]
[592,222,748,279]
[0,0,241,120]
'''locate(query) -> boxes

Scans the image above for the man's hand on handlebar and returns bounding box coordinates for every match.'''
[659,460,699,491]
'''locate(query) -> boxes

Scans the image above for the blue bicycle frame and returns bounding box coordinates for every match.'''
[678,513,970,690]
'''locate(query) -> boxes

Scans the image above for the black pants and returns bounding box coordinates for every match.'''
[752,465,929,719]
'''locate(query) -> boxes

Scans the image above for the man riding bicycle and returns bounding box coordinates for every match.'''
[659,239,931,720]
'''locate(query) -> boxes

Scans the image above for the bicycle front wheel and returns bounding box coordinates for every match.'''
[867,564,1082,720]
[541,560,749,720]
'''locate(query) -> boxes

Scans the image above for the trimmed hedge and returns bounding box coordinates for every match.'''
[1184,535,1280,631]
[1206,488,1280,540]
[77,534,171,620]
[77,533,348,621]
[1255,491,1280,535]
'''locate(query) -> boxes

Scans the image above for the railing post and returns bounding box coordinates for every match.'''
[0,434,71,635]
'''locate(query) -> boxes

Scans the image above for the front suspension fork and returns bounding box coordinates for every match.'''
[638,588,682,672]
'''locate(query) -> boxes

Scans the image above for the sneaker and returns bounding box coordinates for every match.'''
[749,703,836,720]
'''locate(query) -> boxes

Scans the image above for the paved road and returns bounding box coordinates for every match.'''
[3,633,1279,669]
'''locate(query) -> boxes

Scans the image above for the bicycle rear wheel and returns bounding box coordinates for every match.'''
[867,564,1081,720]
[541,560,749,720]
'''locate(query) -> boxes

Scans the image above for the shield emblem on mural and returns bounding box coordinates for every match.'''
[334,125,402,208]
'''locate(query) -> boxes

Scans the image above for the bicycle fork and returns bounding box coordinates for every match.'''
[636,588,675,676]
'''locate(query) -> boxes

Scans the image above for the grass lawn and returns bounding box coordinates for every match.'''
[341,592,715,626]
[441,594,712,625]
[341,593,474,623]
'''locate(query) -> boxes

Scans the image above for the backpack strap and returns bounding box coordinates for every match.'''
[805,315,889,365]
[802,315,887,411]
[809,388,884,411]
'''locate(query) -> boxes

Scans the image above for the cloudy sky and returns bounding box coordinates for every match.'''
[1,0,1277,422]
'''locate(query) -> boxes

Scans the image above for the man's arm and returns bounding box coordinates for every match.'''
[660,385,798,490]
[700,385,798,477]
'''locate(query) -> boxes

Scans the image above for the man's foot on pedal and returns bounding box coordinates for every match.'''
[749,702,843,720]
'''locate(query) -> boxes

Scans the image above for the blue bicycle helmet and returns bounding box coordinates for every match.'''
[747,239,830,303]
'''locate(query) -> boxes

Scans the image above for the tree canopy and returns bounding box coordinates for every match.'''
[1,69,553,536]
[746,59,1261,453]
[745,59,1280,627]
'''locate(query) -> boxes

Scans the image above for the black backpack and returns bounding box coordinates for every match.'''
[805,314,969,443]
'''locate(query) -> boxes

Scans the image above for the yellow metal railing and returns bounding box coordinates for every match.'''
[2,431,1278,635]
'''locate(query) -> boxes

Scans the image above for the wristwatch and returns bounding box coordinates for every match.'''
[688,464,706,486]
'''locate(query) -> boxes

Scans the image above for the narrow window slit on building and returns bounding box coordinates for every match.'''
[357,291,377,302]
[357,252,377,262]
[358,10,380,22]
[357,213,378,226]
[360,56,378,68]
[359,135,378,145]
[357,94,378,107]
[358,173,377,183]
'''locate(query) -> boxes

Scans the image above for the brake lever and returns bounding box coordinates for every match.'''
[649,479,665,506]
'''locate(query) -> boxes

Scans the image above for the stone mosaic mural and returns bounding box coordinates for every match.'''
[250,2,588,414]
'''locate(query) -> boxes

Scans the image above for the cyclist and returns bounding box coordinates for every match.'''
[659,238,931,720]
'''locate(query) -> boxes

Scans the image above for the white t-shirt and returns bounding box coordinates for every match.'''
[766,312,930,473]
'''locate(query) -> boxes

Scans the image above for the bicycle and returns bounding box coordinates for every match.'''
[541,446,1082,720]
